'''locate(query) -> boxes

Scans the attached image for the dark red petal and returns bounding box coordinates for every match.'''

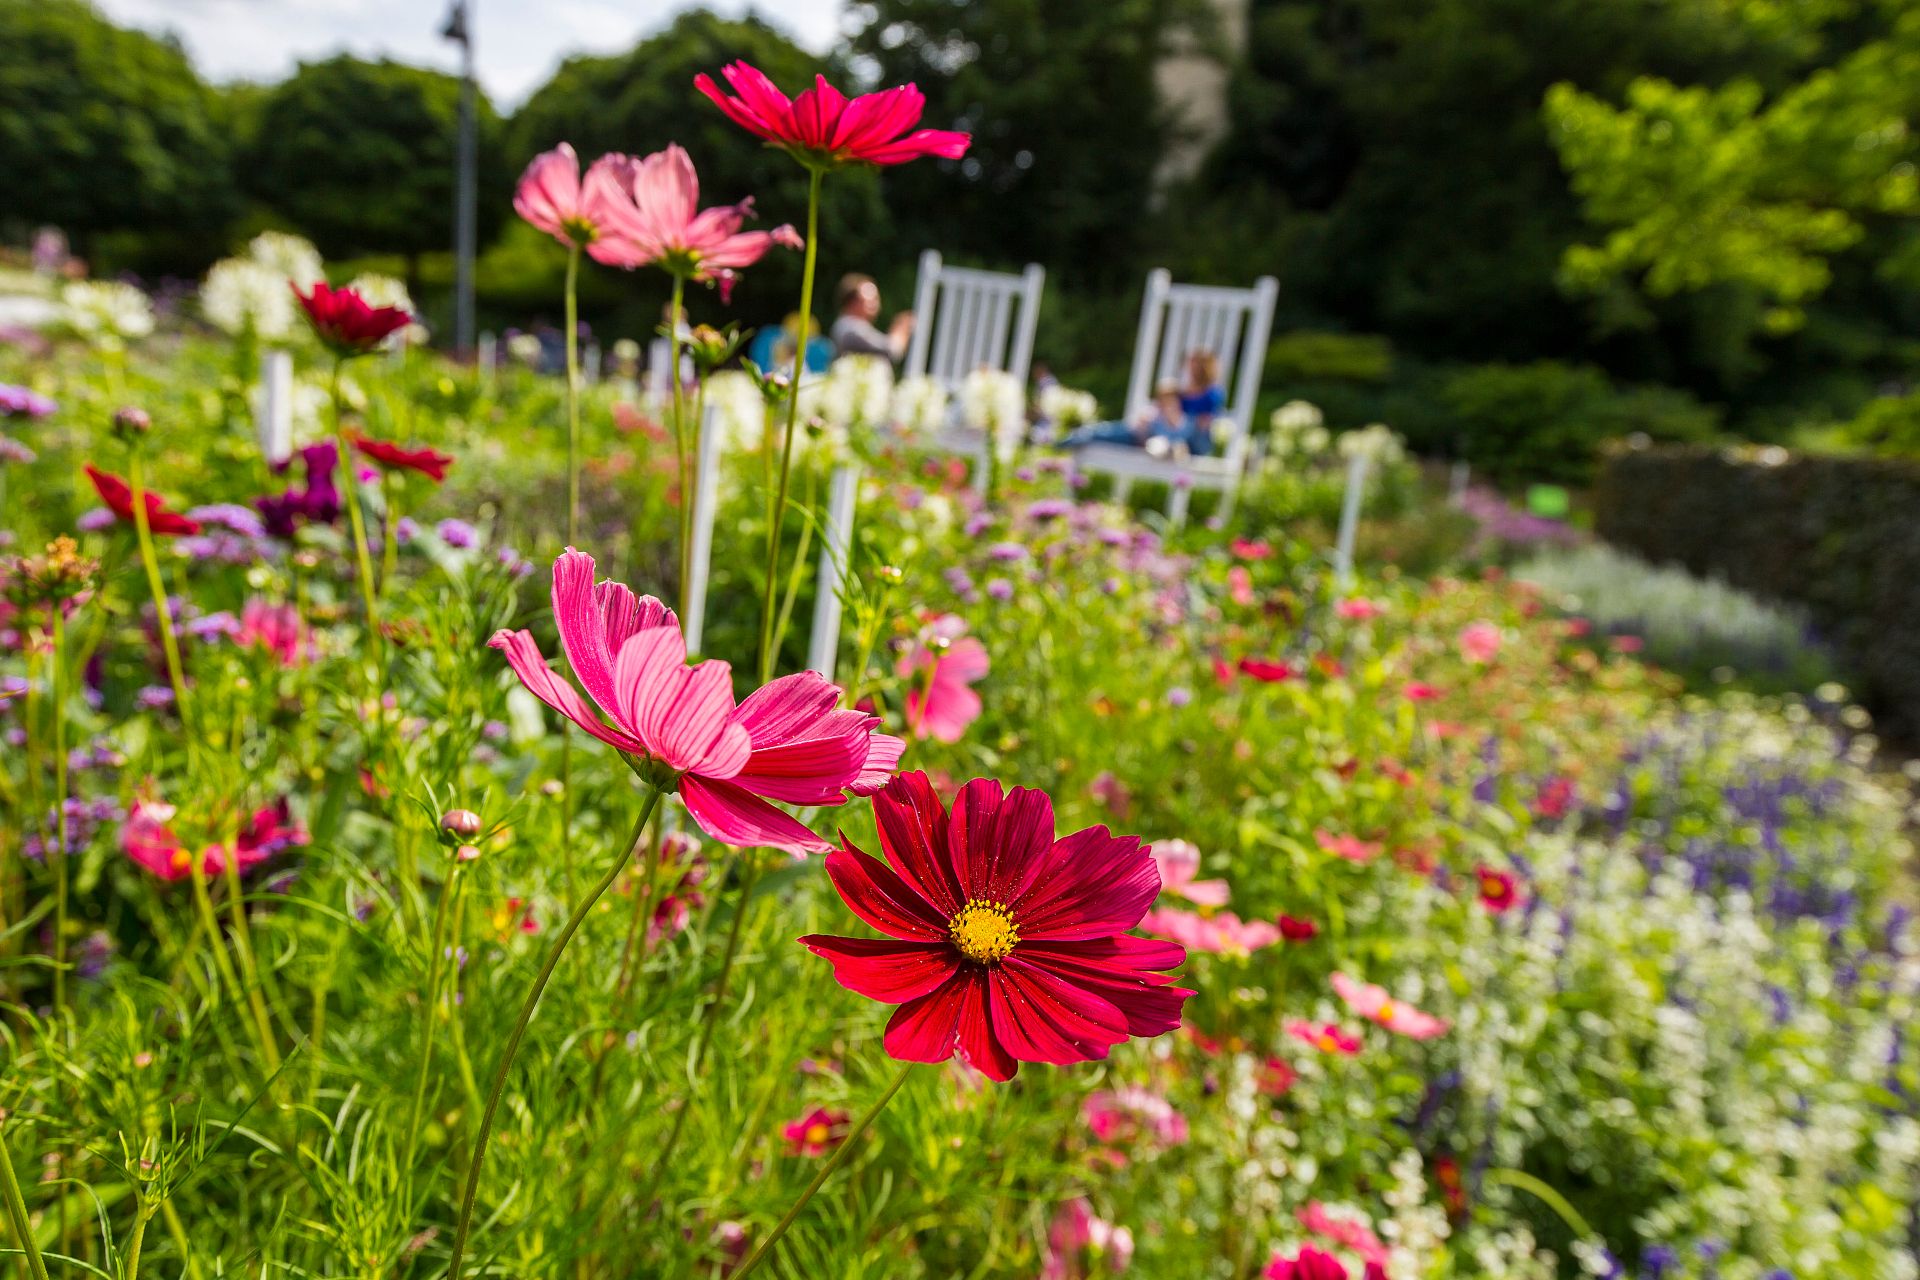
[946,778,1054,906]
[798,935,958,1003]
[881,967,969,1064]
[872,771,963,916]
[1016,940,1193,1038]
[990,958,1130,1065]
[1013,826,1162,941]
[822,841,948,942]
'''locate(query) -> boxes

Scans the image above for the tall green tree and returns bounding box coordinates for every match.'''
[0,0,237,267]
[241,55,508,269]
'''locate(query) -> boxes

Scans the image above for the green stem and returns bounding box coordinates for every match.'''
[49,606,68,1018]
[126,451,193,741]
[122,1203,152,1280]
[667,273,691,620]
[0,1123,50,1280]
[730,1063,913,1279]
[564,241,581,545]
[759,167,824,684]
[217,838,282,1077]
[444,787,663,1279]
[330,360,383,646]
[402,864,460,1175]
[1482,1167,1595,1240]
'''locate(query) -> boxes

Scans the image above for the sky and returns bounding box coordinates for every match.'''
[95,0,846,108]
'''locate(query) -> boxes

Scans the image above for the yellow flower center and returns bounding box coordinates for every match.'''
[950,900,1020,964]
[805,1123,830,1146]
[1377,1001,1396,1022]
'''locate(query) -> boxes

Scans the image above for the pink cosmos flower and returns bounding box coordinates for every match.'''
[1476,865,1521,913]
[1330,971,1448,1039]
[1459,620,1502,664]
[1533,774,1576,819]
[1139,907,1281,956]
[1401,680,1441,702]
[1237,656,1296,683]
[780,1105,849,1156]
[898,614,989,743]
[1082,1085,1189,1148]
[514,143,654,265]
[800,771,1193,1082]
[1610,634,1644,653]
[1314,830,1383,864]
[1298,1203,1390,1267]
[236,599,310,667]
[1227,565,1255,606]
[591,143,800,280]
[489,548,901,854]
[1042,1199,1135,1279]
[125,795,307,882]
[1285,1019,1361,1055]
[1265,1246,1349,1280]
[695,62,971,170]
[1148,839,1230,907]
[1334,598,1383,621]
[1256,1056,1298,1097]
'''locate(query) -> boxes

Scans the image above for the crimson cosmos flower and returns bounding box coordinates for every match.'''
[84,464,201,536]
[695,62,970,170]
[293,281,412,358]
[800,771,1193,1082]
[1265,1245,1352,1280]
[351,433,454,483]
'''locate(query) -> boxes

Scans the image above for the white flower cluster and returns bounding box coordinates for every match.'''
[702,370,767,454]
[1038,383,1100,431]
[200,232,328,342]
[1335,422,1406,466]
[961,368,1028,462]
[889,375,950,437]
[61,281,155,349]
[1269,399,1333,457]
[796,355,895,459]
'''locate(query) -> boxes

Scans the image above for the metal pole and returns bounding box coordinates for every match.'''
[443,1,478,356]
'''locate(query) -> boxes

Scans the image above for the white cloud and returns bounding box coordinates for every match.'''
[95,0,846,107]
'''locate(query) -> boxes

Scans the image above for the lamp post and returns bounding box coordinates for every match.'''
[440,0,477,356]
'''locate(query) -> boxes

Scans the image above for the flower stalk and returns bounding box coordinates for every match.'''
[759,166,823,683]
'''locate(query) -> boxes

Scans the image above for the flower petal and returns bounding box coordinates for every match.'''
[990,958,1131,1065]
[679,774,829,855]
[487,629,648,755]
[820,838,949,939]
[798,935,958,1003]
[1013,826,1161,941]
[883,967,1014,1080]
[872,771,963,917]
[947,779,1054,906]
[552,548,674,728]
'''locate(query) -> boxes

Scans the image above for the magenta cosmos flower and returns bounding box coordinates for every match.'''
[1330,971,1449,1039]
[695,62,970,170]
[1149,838,1230,907]
[489,549,902,854]
[514,143,654,265]
[293,282,411,358]
[593,143,800,281]
[800,771,1193,1082]
[897,615,989,743]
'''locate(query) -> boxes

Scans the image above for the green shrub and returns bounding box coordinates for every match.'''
[1442,360,1720,485]
[1834,391,1920,456]
[1263,330,1395,384]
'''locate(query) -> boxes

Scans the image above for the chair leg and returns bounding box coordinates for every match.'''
[1168,483,1191,528]
[1113,475,1132,506]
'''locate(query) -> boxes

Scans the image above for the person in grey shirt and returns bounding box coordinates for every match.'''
[829,273,914,362]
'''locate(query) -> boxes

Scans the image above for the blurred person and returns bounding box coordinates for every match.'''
[830,273,913,362]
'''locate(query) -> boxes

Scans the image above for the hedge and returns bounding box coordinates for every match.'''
[1594,442,1920,740]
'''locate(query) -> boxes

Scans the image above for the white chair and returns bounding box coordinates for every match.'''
[905,251,1045,487]
[1076,270,1279,525]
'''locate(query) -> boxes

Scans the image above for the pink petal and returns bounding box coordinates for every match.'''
[732,670,840,745]
[829,84,924,153]
[551,548,674,728]
[513,143,581,241]
[679,774,831,855]
[790,74,848,150]
[730,708,875,805]
[798,935,957,1003]
[851,733,904,796]
[487,629,648,755]
[612,628,749,776]
[855,128,972,165]
[1013,827,1161,941]
[819,839,948,940]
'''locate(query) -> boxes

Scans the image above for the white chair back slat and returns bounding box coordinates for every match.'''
[256,349,294,466]
[806,463,863,677]
[905,252,1047,391]
[683,403,726,656]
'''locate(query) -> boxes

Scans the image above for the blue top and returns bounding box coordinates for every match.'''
[1180,384,1226,420]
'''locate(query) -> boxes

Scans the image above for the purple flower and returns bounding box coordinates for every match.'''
[256,442,341,539]
[0,436,35,464]
[395,516,420,545]
[187,504,267,539]
[77,508,116,532]
[135,685,175,710]
[0,384,56,419]
[985,577,1013,602]
[1025,498,1072,521]
[1166,686,1191,707]
[182,611,240,640]
[963,512,995,538]
[437,518,478,549]
[986,541,1027,562]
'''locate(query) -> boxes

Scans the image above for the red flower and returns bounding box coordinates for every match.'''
[1277,914,1318,942]
[351,434,454,483]
[1476,865,1521,913]
[1237,656,1296,683]
[1265,1246,1349,1280]
[695,62,971,170]
[800,772,1194,1082]
[1255,1055,1297,1097]
[124,795,307,882]
[1230,537,1273,560]
[1401,680,1442,702]
[84,464,200,536]
[293,282,411,358]
[780,1106,850,1156]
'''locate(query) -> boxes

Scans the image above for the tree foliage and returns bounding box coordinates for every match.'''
[0,0,237,261]
[240,54,508,264]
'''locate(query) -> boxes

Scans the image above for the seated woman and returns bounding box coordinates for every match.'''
[1057,348,1226,457]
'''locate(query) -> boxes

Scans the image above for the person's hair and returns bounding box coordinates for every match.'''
[834,273,875,314]
[1187,348,1222,386]
[1153,378,1181,398]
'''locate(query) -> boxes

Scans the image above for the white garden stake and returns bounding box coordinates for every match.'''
[806,463,863,677]
[477,331,496,388]
[256,349,294,466]
[584,341,601,384]
[1333,451,1371,590]
[682,403,726,656]
[1449,460,1470,505]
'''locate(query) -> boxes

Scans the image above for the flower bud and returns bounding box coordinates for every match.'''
[454,844,481,863]
[112,406,151,438]
[440,808,483,840]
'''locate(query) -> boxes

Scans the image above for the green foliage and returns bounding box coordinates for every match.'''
[1832,390,1920,455]
[0,0,237,265]
[1441,360,1720,483]
[1596,441,1920,735]
[1264,330,1395,385]
[239,54,509,264]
